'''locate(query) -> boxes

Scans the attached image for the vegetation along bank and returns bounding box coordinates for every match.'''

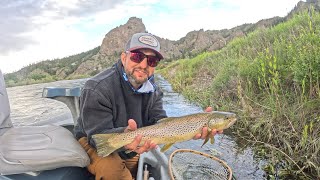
[158,10,320,179]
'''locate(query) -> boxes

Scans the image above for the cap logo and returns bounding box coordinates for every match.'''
[138,35,158,47]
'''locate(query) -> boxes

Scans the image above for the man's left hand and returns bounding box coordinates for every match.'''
[193,106,223,140]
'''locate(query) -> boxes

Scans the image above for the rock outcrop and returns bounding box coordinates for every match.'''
[6,0,320,82]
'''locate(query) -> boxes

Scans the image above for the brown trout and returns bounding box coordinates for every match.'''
[92,111,237,157]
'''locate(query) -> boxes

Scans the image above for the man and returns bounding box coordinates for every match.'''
[74,32,221,180]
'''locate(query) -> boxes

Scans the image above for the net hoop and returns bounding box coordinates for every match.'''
[168,149,233,180]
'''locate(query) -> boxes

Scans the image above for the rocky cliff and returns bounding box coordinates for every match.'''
[70,15,281,77]
[5,0,319,84]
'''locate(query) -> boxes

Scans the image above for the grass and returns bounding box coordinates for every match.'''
[157,9,320,179]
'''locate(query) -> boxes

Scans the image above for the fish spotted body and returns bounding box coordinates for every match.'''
[92,111,237,157]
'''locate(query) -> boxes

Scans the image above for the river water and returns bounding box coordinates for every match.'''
[6,75,266,180]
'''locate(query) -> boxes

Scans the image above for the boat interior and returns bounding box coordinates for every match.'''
[0,70,169,180]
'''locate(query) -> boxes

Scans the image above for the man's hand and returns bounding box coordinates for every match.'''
[124,119,157,154]
[193,107,223,140]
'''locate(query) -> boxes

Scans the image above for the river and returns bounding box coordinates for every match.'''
[6,75,266,180]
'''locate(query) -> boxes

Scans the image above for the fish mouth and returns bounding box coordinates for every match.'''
[214,111,237,128]
[227,117,237,127]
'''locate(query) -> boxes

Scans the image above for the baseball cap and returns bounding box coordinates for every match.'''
[125,32,163,59]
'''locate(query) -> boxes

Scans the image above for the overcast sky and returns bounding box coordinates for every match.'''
[0,0,302,74]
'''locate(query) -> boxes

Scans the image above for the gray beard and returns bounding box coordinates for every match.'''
[126,69,148,87]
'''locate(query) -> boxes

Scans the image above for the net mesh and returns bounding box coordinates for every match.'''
[169,149,232,180]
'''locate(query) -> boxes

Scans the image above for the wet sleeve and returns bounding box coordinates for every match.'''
[79,88,126,146]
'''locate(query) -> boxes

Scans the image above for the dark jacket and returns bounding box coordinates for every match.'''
[74,60,167,158]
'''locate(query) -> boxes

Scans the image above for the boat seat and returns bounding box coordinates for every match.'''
[0,70,89,175]
[0,125,90,175]
[42,87,81,125]
[0,70,12,136]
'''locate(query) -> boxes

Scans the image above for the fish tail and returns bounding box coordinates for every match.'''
[92,133,121,157]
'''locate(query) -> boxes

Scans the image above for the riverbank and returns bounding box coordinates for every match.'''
[157,10,320,179]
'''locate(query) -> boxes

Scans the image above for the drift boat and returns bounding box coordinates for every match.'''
[0,70,170,180]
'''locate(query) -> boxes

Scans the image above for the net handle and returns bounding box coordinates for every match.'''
[168,149,233,180]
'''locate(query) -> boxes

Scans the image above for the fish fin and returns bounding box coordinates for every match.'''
[92,133,121,157]
[157,117,175,124]
[160,143,174,152]
[201,128,212,147]
[210,134,215,144]
[201,136,210,147]
[207,128,215,144]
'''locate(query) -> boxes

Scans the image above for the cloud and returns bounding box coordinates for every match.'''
[66,0,121,16]
[0,0,123,54]
[0,0,42,54]
[0,0,303,73]
[143,0,302,40]
[0,0,127,73]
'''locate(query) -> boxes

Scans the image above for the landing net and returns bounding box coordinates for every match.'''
[168,149,232,180]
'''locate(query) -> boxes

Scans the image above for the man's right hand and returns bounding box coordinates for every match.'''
[124,119,157,154]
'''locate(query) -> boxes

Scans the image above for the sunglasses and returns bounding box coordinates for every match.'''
[128,51,161,67]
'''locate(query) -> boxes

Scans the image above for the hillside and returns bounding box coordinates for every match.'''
[158,8,320,179]
[5,0,319,86]
[4,47,100,86]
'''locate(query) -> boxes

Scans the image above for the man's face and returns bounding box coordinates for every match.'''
[121,48,157,88]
